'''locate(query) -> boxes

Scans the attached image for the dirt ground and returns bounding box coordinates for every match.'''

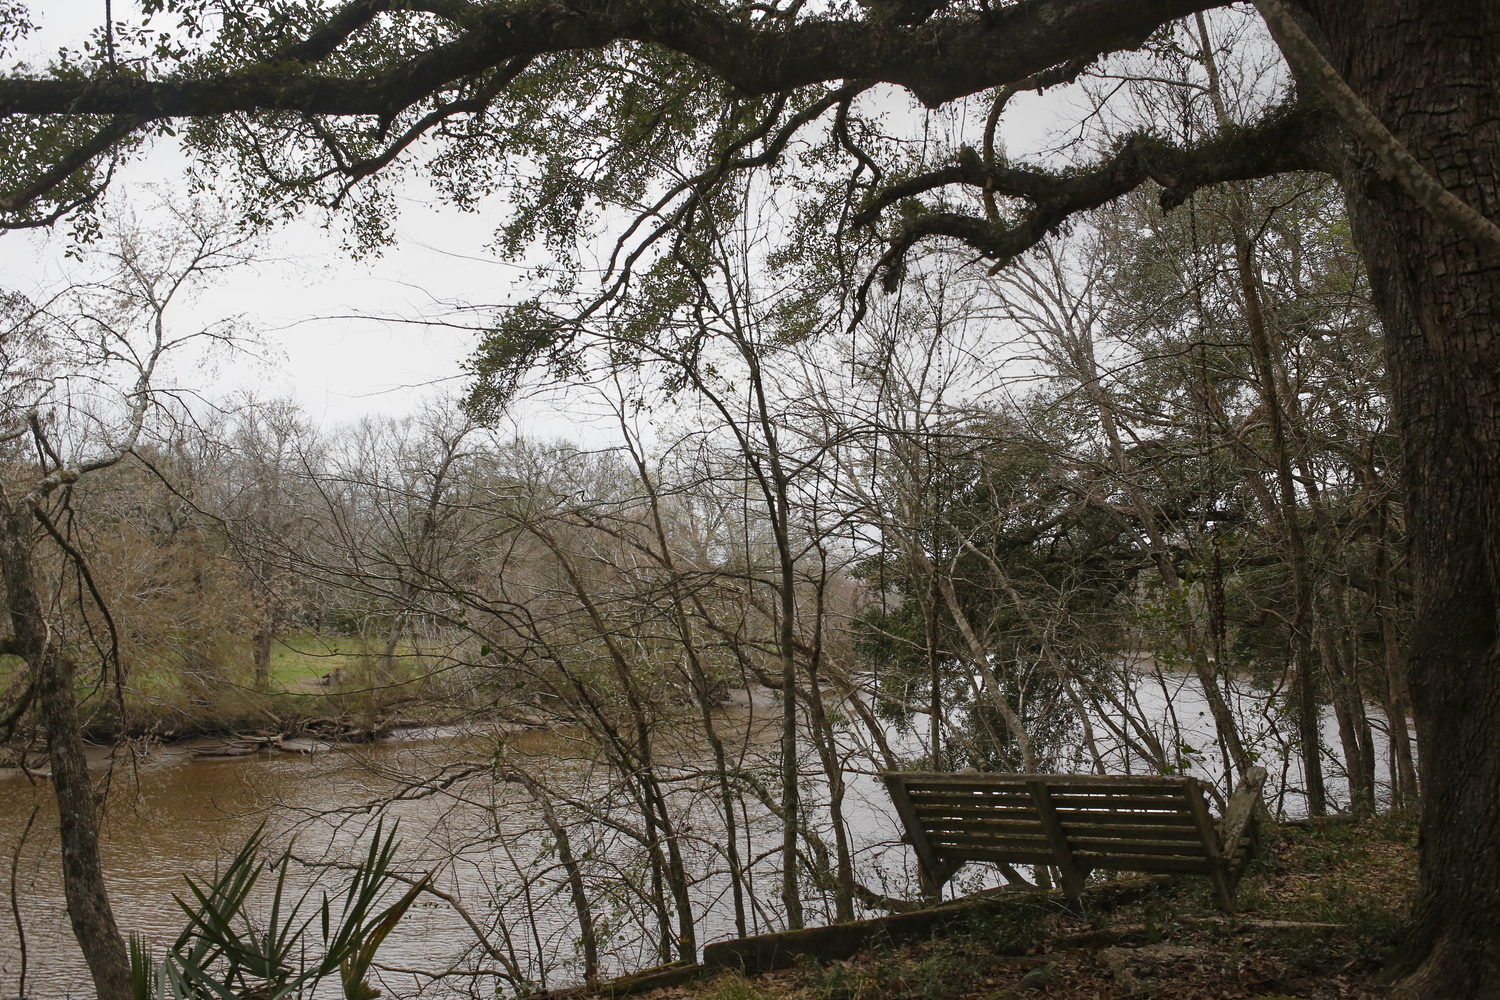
[644,813,1419,1000]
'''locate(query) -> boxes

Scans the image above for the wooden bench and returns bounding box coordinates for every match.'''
[883,767,1267,911]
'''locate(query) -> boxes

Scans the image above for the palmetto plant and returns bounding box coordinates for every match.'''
[130,822,429,1000]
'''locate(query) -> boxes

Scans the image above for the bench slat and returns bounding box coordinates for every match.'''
[1064,838,1218,857]
[920,806,1199,830]
[922,820,1208,844]
[1048,794,1194,810]
[923,821,1046,836]
[898,772,1194,788]
[894,779,1188,791]
[929,835,1053,853]
[1062,815,1200,827]
[1057,824,1203,841]
[914,798,1045,809]
[906,791,1038,803]
[930,834,1209,857]
[926,847,1059,866]
[914,807,1047,823]
[1071,853,1220,873]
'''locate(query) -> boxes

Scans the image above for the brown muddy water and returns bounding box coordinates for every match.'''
[0,715,910,1000]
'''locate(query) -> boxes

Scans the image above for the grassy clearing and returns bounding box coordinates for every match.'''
[656,814,1418,1000]
[2,633,466,740]
[264,634,376,689]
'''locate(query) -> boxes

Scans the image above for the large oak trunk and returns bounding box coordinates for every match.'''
[1309,1,1500,994]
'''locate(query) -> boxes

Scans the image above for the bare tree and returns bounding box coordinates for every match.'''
[0,197,261,1000]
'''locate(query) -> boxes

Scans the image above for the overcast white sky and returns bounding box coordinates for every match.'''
[2,0,1072,436]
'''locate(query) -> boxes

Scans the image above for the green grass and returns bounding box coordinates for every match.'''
[265,634,371,689]
[696,972,785,1000]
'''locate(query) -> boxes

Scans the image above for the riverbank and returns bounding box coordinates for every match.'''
[0,708,561,771]
[0,632,530,754]
[607,812,1418,1000]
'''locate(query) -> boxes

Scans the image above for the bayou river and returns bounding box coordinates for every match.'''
[0,706,913,999]
[0,678,1392,998]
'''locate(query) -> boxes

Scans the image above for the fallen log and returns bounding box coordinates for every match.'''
[533,874,1177,998]
[702,875,1173,973]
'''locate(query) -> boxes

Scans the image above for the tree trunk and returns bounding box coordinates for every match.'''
[1373,498,1418,806]
[0,499,132,1000]
[1318,619,1372,814]
[1198,11,1325,809]
[1311,2,1500,992]
[1318,576,1377,813]
[1230,180,1327,815]
[802,573,856,922]
[252,630,272,691]
[504,770,598,986]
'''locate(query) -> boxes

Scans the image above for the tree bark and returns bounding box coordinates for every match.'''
[1309,1,1500,992]
[0,497,132,1000]
[1318,576,1377,814]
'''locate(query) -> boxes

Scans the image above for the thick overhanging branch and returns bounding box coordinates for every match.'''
[853,99,1339,309]
[0,0,1228,227]
[280,0,399,63]
[318,55,535,201]
[0,0,1218,119]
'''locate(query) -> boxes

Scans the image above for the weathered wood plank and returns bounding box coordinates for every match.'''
[1064,838,1214,857]
[909,793,1036,807]
[896,771,1193,787]
[1049,794,1193,810]
[1219,768,1265,863]
[1070,853,1218,873]
[1057,822,1203,840]
[1053,810,1199,827]
[935,847,1065,865]
[926,830,1050,847]
[928,835,1054,853]
[894,773,1188,791]
[1220,767,1266,885]
[922,812,1199,835]
[913,802,1040,818]
[919,816,1048,832]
